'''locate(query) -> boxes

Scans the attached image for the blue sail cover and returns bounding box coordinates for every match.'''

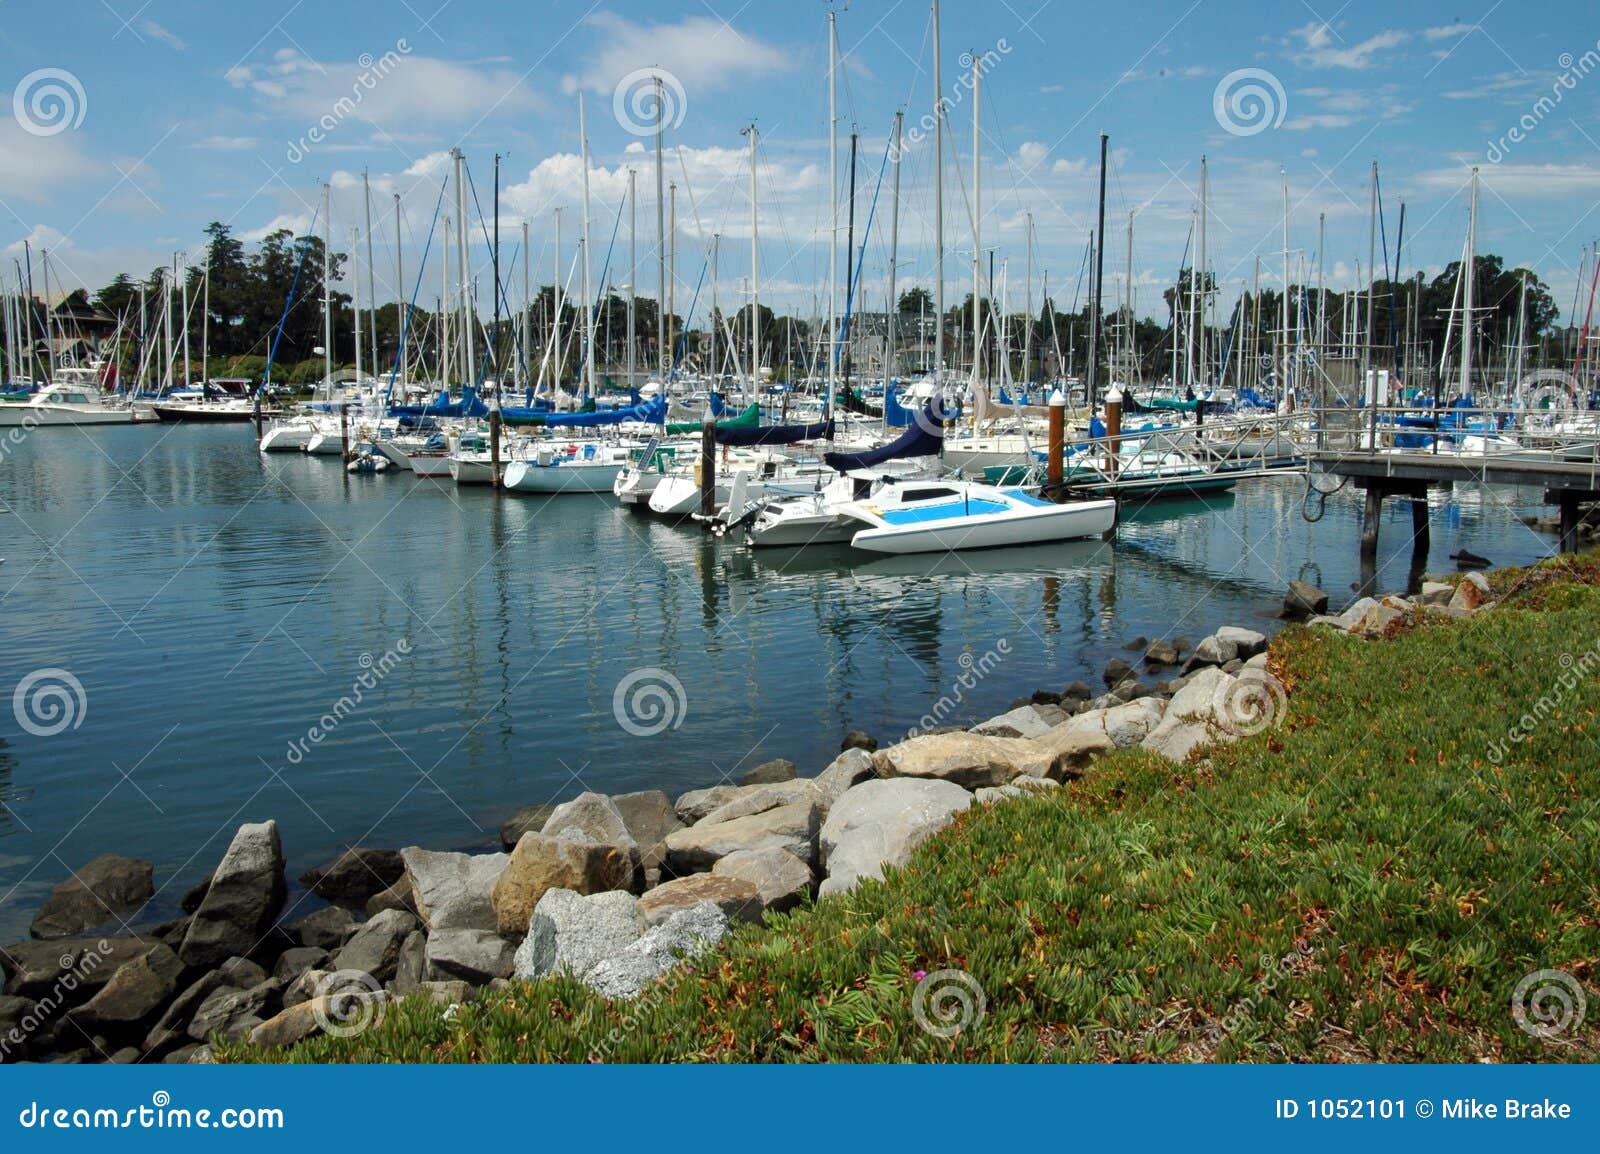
[531,397,668,427]
[823,408,943,471]
[715,418,834,447]
[390,386,490,420]
[884,385,921,428]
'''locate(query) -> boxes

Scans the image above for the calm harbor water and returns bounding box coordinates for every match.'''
[0,423,1557,939]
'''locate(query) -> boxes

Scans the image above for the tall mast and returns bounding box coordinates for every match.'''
[394,193,406,386]
[932,0,945,376]
[710,233,720,380]
[364,169,377,376]
[553,207,563,394]
[441,215,450,383]
[668,181,677,373]
[352,227,363,383]
[1124,211,1133,384]
[452,148,476,387]
[1087,133,1108,408]
[745,122,760,397]
[178,253,191,386]
[580,95,596,399]
[492,152,502,401]
[200,253,209,384]
[654,75,666,377]
[322,184,332,389]
[1281,168,1290,400]
[1363,160,1376,404]
[886,109,903,398]
[521,218,530,391]
[971,47,981,387]
[1023,211,1033,386]
[626,168,637,390]
[1316,211,1326,379]
[826,9,838,414]
[1198,155,1208,390]
[1461,166,1478,396]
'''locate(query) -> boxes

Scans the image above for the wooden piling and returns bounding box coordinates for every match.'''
[1105,386,1123,482]
[489,410,503,490]
[1410,493,1430,554]
[699,418,717,519]
[339,402,350,461]
[1360,484,1383,557]
[1046,389,1065,489]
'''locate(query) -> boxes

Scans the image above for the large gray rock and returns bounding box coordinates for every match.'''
[637,874,761,927]
[512,888,644,980]
[285,906,358,952]
[299,848,405,907]
[696,779,822,827]
[401,848,509,932]
[186,978,279,1043]
[391,931,425,996]
[610,790,685,870]
[2,936,143,1001]
[1419,580,1454,607]
[499,804,557,851]
[711,848,813,914]
[1140,667,1240,763]
[541,793,638,853]
[423,929,515,984]
[69,943,184,1032]
[332,908,419,982]
[1026,726,1114,778]
[273,946,330,982]
[869,732,1068,788]
[179,822,287,967]
[970,705,1055,740]
[582,903,729,1001]
[1284,580,1329,618]
[1449,571,1492,613]
[143,971,226,1053]
[29,855,153,940]
[1054,698,1165,749]
[818,778,972,898]
[1215,626,1268,660]
[490,834,635,936]
[740,758,797,786]
[248,999,329,1050]
[663,800,822,874]
[673,784,745,825]
[812,748,876,801]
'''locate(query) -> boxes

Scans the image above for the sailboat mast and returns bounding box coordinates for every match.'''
[453,148,475,387]
[580,94,596,399]
[1087,133,1108,409]
[394,193,406,386]
[553,207,563,394]
[1364,160,1376,404]
[522,219,531,391]
[747,122,760,398]
[826,9,838,415]
[1281,168,1290,400]
[932,0,945,377]
[322,184,332,389]
[1198,156,1208,390]
[364,169,378,376]
[886,109,903,400]
[1461,166,1478,396]
[1024,211,1033,386]
[971,48,981,388]
[627,168,637,390]
[200,254,209,384]
[352,227,363,384]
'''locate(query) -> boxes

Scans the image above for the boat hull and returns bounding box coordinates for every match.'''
[407,454,454,477]
[0,405,133,426]
[850,498,1116,554]
[503,461,624,493]
[259,424,314,452]
[151,405,255,423]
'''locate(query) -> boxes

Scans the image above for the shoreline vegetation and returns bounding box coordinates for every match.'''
[6,553,1598,1064]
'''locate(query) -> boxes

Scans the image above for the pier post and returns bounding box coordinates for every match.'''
[488,410,503,490]
[253,393,263,446]
[339,402,350,461]
[1547,488,1598,554]
[1105,386,1122,482]
[699,418,716,519]
[1047,389,1065,489]
[1409,493,1430,554]
[1360,484,1383,558]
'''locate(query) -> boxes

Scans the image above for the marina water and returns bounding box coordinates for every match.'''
[0,425,1556,938]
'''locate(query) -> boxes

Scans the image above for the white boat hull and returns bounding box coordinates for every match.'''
[450,457,495,484]
[259,423,314,452]
[0,404,133,426]
[304,430,347,456]
[850,498,1116,554]
[503,460,624,493]
[408,453,454,477]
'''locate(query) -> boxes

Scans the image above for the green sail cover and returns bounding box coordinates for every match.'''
[665,402,760,435]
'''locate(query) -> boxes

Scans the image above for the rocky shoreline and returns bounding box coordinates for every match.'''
[0,570,1501,1064]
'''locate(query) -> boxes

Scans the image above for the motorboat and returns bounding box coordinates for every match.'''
[0,379,134,426]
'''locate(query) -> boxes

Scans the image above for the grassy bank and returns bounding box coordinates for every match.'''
[237,555,1600,1063]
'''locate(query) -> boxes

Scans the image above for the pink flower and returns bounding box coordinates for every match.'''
[913,970,927,982]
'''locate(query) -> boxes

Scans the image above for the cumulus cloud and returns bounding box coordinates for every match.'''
[1290,23,1409,70]
[561,13,792,98]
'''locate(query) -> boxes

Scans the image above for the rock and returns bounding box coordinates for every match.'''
[69,943,184,1032]
[1103,657,1133,687]
[143,971,226,1053]
[1143,639,1179,667]
[711,848,813,915]
[870,731,1070,788]
[1215,626,1268,659]
[365,875,416,918]
[179,874,212,914]
[696,780,823,827]
[1023,726,1114,779]
[0,995,37,1057]
[812,748,877,801]
[1122,635,1148,651]
[423,929,515,984]
[420,979,472,1006]
[512,889,644,981]
[1141,719,1215,763]
[1452,549,1491,569]
[179,821,287,968]
[1419,580,1454,607]
[663,800,822,874]
[249,999,329,1050]
[673,785,745,825]
[1221,658,1245,674]
[1029,689,1064,706]
[29,855,154,940]
[285,906,358,952]
[2,936,142,1001]
[498,804,557,851]
[401,848,509,932]
[1353,603,1407,638]
[186,979,278,1043]
[273,947,329,982]
[1139,668,1240,762]
[218,956,269,989]
[840,730,878,752]
[299,848,405,908]
[582,903,730,1001]
[490,834,635,936]
[154,918,191,950]
[1284,580,1330,618]
[1187,633,1233,668]
[1061,681,1093,703]
[392,931,425,996]
[740,758,797,786]
[109,1046,140,1063]
[1332,596,1381,631]
[637,875,761,927]
[1055,698,1166,749]
[818,778,972,898]
[282,969,326,1009]
[540,793,638,856]
[974,776,1061,805]
[1450,570,1492,612]
[970,705,1055,740]
[333,908,419,983]
[609,790,685,871]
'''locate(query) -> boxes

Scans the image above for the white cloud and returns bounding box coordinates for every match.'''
[1290,23,1409,70]
[141,20,187,50]
[1424,23,1476,41]
[561,13,792,98]
[192,135,260,151]
[0,117,99,202]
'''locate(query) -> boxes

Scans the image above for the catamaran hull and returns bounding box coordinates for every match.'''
[450,458,496,484]
[304,431,347,455]
[259,424,314,452]
[850,499,1116,554]
[0,406,133,426]
[503,461,624,493]
[747,513,860,548]
[407,454,454,477]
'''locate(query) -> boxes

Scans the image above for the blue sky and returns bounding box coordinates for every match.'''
[3,0,1598,323]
